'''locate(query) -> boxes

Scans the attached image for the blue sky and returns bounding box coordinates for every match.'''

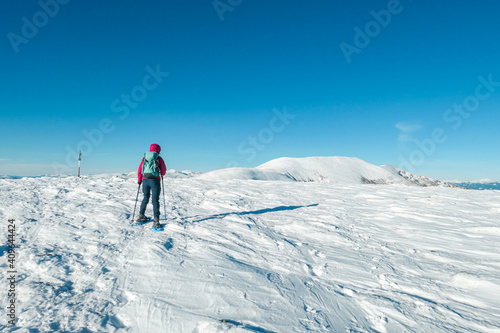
[1,0,499,180]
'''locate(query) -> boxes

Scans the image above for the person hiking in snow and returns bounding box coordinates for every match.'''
[136,143,167,228]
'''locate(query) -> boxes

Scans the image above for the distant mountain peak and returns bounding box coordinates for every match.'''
[200,156,459,187]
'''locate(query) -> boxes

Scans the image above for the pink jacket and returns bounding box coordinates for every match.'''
[138,144,167,183]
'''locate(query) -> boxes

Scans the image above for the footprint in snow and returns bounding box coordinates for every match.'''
[164,238,174,251]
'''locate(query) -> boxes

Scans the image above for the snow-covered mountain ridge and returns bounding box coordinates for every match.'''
[448,180,500,190]
[200,156,457,187]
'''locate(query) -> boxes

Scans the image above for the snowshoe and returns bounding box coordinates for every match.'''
[131,215,152,226]
[152,217,164,232]
[136,214,148,223]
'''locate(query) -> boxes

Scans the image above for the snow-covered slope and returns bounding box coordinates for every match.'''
[197,167,291,182]
[257,156,408,184]
[200,156,454,187]
[1,174,499,332]
[380,165,459,188]
[164,169,199,179]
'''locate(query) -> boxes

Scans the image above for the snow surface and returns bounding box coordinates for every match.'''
[200,157,456,187]
[197,167,291,182]
[1,171,500,332]
[258,157,404,184]
[380,165,456,188]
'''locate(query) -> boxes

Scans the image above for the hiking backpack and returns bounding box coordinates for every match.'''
[142,151,160,178]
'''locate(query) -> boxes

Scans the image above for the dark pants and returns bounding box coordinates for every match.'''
[139,178,161,219]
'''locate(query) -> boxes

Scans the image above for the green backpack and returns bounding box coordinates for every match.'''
[142,151,160,178]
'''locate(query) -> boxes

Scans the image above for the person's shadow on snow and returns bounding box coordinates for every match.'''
[190,203,319,224]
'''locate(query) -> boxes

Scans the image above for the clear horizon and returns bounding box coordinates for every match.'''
[1,155,499,183]
[1,1,499,181]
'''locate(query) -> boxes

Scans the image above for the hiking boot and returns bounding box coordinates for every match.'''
[136,214,148,222]
[153,217,161,228]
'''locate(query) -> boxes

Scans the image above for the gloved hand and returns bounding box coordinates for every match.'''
[138,181,142,185]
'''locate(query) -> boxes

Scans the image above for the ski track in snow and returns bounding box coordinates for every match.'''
[1,175,500,332]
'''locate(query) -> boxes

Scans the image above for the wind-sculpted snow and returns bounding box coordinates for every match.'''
[1,175,499,332]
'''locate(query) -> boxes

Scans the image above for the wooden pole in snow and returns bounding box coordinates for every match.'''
[78,150,82,177]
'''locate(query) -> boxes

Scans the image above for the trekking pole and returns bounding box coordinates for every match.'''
[131,182,141,223]
[161,176,167,221]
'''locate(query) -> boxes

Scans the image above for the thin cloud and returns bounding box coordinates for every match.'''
[396,122,422,142]
[395,122,421,133]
